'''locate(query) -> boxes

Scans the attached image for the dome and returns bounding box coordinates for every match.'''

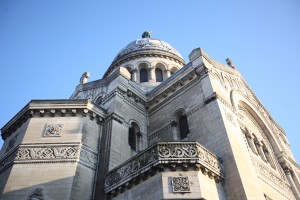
[103,37,186,78]
[114,38,184,61]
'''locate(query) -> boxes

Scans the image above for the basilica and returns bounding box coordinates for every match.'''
[0,32,299,200]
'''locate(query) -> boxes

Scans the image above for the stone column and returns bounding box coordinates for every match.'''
[255,141,267,161]
[171,121,180,141]
[262,147,275,168]
[165,69,171,78]
[131,69,137,82]
[283,165,300,200]
[148,66,155,82]
[246,134,258,155]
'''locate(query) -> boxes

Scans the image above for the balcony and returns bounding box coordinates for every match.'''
[104,141,225,195]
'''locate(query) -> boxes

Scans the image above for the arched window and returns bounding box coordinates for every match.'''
[96,96,102,105]
[128,126,136,151]
[128,122,142,151]
[155,68,163,82]
[140,69,148,82]
[171,110,190,141]
[179,115,189,140]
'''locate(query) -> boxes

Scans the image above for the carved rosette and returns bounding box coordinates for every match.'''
[43,124,64,137]
[172,176,190,193]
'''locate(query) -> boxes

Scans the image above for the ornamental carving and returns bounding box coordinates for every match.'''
[16,146,79,160]
[157,143,198,158]
[172,176,190,193]
[209,67,282,146]
[43,124,64,137]
[105,142,224,193]
[252,157,293,195]
[79,146,98,169]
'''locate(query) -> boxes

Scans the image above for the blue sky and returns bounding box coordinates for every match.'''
[0,1,299,162]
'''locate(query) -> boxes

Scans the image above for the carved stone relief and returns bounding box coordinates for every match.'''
[252,156,293,196]
[172,176,190,193]
[16,146,79,160]
[43,124,64,137]
[79,146,98,169]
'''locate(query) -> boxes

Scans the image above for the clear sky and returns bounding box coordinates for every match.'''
[0,1,299,162]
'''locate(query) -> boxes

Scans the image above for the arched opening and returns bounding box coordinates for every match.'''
[171,109,190,141]
[179,115,189,140]
[155,68,163,82]
[233,93,282,156]
[140,68,148,82]
[96,96,102,105]
[128,122,142,152]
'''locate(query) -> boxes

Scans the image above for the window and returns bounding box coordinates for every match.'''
[96,96,102,105]
[179,115,189,140]
[155,68,163,82]
[128,122,142,151]
[128,127,136,151]
[140,69,148,82]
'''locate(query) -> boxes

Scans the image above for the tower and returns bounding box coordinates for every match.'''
[0,32,299,200]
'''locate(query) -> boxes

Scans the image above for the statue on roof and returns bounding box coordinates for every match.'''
[142,31,152,38]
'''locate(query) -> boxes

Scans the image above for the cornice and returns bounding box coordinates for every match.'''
[1,100,107,140]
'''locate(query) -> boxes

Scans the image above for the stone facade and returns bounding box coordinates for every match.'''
[0,34,299,200]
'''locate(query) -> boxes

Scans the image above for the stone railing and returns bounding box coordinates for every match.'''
[104,142,225,194]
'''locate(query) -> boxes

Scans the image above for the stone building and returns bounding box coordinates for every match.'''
[0,32,299,200]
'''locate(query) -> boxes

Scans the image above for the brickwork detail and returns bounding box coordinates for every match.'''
[43,124,64,137]
[172,176,190,192]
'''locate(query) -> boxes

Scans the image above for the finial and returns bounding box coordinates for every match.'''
[142,31,152,38]
[226,58,235,69]
[80,71,90,84]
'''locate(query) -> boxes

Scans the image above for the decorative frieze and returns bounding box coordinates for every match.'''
[104,142,225,195]
[79,145,98,170]
[16,145,79,160]
[0,143,99,175]
[43,124,64,137]
[172,176,191,193]
[251,156,293,196]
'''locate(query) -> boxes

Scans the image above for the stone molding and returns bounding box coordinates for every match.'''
[1,100,106,140]
[104,142,225,196]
